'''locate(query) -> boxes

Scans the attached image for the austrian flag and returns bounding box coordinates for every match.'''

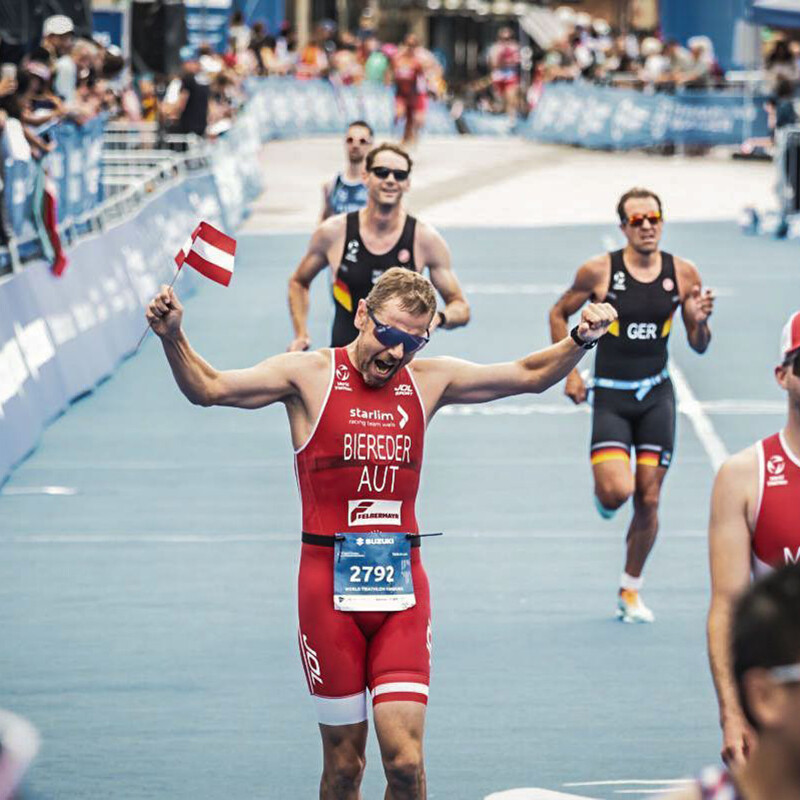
[175,221,236,286]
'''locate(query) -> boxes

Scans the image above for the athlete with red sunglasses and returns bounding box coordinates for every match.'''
[549,187,715,623]
[146,267,616,800]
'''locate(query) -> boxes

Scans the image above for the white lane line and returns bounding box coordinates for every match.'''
[486,790,598,800]
[438,399,782,418]
[669,364,729,472]
[565,780,692,787]
[462,283,567,295]
[2,486,78,496]
[460,283,736,297]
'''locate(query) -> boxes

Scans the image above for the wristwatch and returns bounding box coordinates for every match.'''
[437,310,447,328]
[570,325,597,350]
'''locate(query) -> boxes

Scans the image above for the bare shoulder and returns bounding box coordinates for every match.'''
[573,252,610,291]
[316,213,346,244]
[674,254,702,293]
[274,348,331,383]
[408,355,466,379]
[717,444,759,487]
[414,218,447,251]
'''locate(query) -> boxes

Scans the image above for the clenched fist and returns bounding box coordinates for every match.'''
[145,286,183,339]
[577,302,617,343]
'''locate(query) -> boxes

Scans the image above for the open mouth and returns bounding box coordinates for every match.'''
[373,357,397,376]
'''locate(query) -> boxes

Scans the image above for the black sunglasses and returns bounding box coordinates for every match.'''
[369,166,410,182]
[367,308,429,355]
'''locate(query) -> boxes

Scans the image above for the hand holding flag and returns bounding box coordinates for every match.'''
[137,221,237,351]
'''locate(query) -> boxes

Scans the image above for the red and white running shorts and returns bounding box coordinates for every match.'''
[297,541,432,726]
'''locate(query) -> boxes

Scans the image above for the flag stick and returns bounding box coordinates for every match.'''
[134,266,181,353]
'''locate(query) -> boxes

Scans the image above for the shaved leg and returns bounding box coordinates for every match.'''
[318,720,368,800]
[374,701,427,800]
[624,464,668,577]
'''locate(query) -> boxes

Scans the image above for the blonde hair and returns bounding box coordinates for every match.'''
[366,268,436,320]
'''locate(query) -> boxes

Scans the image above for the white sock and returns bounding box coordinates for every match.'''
[620,572,643,592]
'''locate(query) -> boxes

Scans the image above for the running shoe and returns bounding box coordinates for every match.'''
[616,589,655,623]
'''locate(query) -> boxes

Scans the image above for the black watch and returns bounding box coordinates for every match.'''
[437,310,447,328]
[570,325,597,350]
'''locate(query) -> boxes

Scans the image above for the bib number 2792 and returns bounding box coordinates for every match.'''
[334,532,415,612]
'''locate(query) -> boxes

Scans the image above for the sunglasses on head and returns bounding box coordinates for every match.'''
[346,136,371,145]
[367,308,429,355]
[369,166,410,182]
[625,212,663,227]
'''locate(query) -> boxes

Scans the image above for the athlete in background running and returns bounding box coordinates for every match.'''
[320,120,373,222]
[288,142,469,351]
[549,187,714,623]
[392,34,426,147]
[707,311,800,767]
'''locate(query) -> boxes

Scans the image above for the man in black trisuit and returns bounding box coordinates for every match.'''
[549,187,715,623]
[287,142,470,350]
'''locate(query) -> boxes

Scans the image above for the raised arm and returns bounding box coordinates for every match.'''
[424,303,616,410]
[147,285,304,409]
[287,221,336,352]
[707,450,757,767]
[420,222,470,330]
[548,256,606,404]
[678,258,714,354]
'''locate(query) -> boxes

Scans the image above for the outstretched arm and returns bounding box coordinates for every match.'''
[707,451,757,767]
[421,223,470,330]
[147,285,303,409]
[287,223,334,351]
[430,303,616,408]
[679,259,714,354]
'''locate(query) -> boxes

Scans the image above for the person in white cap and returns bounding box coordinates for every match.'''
[41,14,77,102]
[707,310,800,768]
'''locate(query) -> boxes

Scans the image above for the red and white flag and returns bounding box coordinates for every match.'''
[174,221,236,286]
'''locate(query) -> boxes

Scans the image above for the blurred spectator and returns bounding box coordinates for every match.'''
[139,78,158,122]
[41,15,76,102]
[363,35,390,84]
[766,39,799,91]
[20,61,63,126]
[229,11,251,55]
[767,78,798,133]
[675,36,714,88]
[331,32,363,85]
[639,37,668,85]
[163,59,209,137]
[296,26,329,80]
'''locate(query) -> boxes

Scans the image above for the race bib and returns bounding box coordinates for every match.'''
[333,532,415,612]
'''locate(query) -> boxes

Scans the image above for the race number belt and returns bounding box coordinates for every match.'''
[333,532,415,612]
[588,367,670,403]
